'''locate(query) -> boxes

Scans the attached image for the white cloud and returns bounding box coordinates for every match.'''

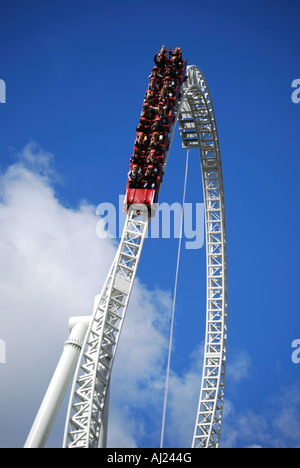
[0,144,117,447]
[3,143,287,449]
[221,381,300,448]
[163,345,204,448]
[226,349,251,384]
[0,143,205,448]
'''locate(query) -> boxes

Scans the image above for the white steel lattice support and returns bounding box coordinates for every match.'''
[179,66,228,448]
[61,63,227,450]
[63,204,150,448]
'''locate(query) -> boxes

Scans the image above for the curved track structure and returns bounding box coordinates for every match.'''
[179,66,227,448]
[63,64,227,449]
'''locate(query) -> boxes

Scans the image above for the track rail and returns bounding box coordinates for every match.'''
[179,66,227,448]
[63,64,227,449]
[63,205,149,448]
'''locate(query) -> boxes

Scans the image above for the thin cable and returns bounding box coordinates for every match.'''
[160,148,190,449]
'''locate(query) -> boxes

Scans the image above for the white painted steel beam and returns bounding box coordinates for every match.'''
[61,64,227,449]
[179,66,227,448]
[24,319,90,448]
[63,204,150,448]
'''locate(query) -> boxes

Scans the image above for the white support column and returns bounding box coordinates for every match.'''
[179,66,227,448]
[64,205,150,448]
[24,318,90,448]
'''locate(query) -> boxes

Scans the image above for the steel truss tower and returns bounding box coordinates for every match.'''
[63,205,150,448]
[179,66,227,448]
[25,65,227,449]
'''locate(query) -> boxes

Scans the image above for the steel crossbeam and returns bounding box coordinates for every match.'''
[179,66,227,448]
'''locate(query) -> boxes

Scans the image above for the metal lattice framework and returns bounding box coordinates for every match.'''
[63,206,149,447]
[62,65,227,449]
[179,66,227,448]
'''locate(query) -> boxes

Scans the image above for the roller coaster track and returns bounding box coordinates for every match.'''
[63,64,227,449]
[179,66,227,448]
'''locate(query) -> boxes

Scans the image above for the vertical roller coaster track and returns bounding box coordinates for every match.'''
[25,58,227,449]
[180,66,227,448]
[63,63,227,449]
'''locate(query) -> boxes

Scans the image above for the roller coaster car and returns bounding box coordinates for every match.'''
[124,58,187,213]
[125,187,157,207]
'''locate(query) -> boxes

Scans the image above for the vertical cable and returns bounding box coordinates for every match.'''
[160,149,190,448]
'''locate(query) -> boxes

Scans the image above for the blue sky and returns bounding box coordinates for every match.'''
[0,0,299,448]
